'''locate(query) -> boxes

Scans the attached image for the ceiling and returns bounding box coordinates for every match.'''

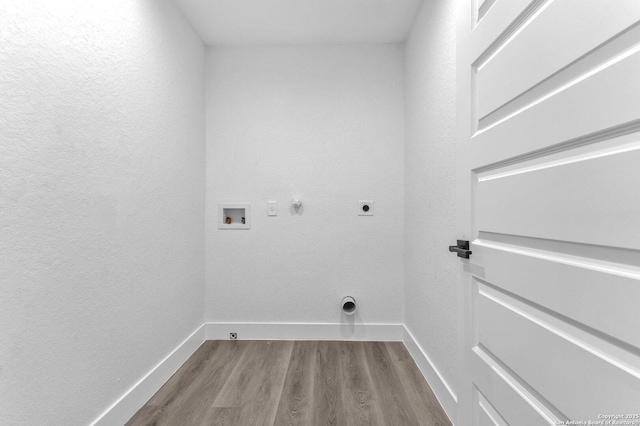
[172,0,424,46]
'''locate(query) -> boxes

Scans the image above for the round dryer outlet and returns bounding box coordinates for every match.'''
[358,201,374,216]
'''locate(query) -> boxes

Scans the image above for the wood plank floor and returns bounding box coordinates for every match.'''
[126,341,451,426]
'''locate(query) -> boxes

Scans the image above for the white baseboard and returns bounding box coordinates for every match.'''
[402,325,457,424]
[205,322,404,341]
[89,324,206,426]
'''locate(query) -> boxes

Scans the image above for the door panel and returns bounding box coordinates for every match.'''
[476,0,640,120]
[472,350,558,425]
[457,0,640,424]
[477,284,640,419]
[473,241,640,349]
[473,44,640,165]
[472,0,542,58]
[476,144,640,249]
[476,389,509,426]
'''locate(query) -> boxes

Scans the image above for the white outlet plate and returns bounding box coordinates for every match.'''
[358,200,374,216]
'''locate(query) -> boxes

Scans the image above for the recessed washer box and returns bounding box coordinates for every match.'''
[218,204,251,229]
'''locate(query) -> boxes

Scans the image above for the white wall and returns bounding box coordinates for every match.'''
[0,1,205,425]
[205,45,405,327]
[404,0,459,406]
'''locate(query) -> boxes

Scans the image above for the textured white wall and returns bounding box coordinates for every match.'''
[404,0,459,397]
[0,1,205,425]
[205,45,405,326]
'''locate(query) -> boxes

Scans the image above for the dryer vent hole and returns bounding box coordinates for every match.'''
[343,302,356,313]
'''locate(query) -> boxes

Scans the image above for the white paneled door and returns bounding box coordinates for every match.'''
[456,0,640,424]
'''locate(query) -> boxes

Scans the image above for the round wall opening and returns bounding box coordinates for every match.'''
[341,296,357,315]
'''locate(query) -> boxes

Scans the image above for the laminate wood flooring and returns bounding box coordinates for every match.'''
[126,341,451,426]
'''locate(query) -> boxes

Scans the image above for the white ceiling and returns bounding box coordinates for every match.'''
[172,0,424,46]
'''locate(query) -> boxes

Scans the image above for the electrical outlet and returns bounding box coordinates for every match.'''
[229,332,237,340]
[358,200,374,216]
